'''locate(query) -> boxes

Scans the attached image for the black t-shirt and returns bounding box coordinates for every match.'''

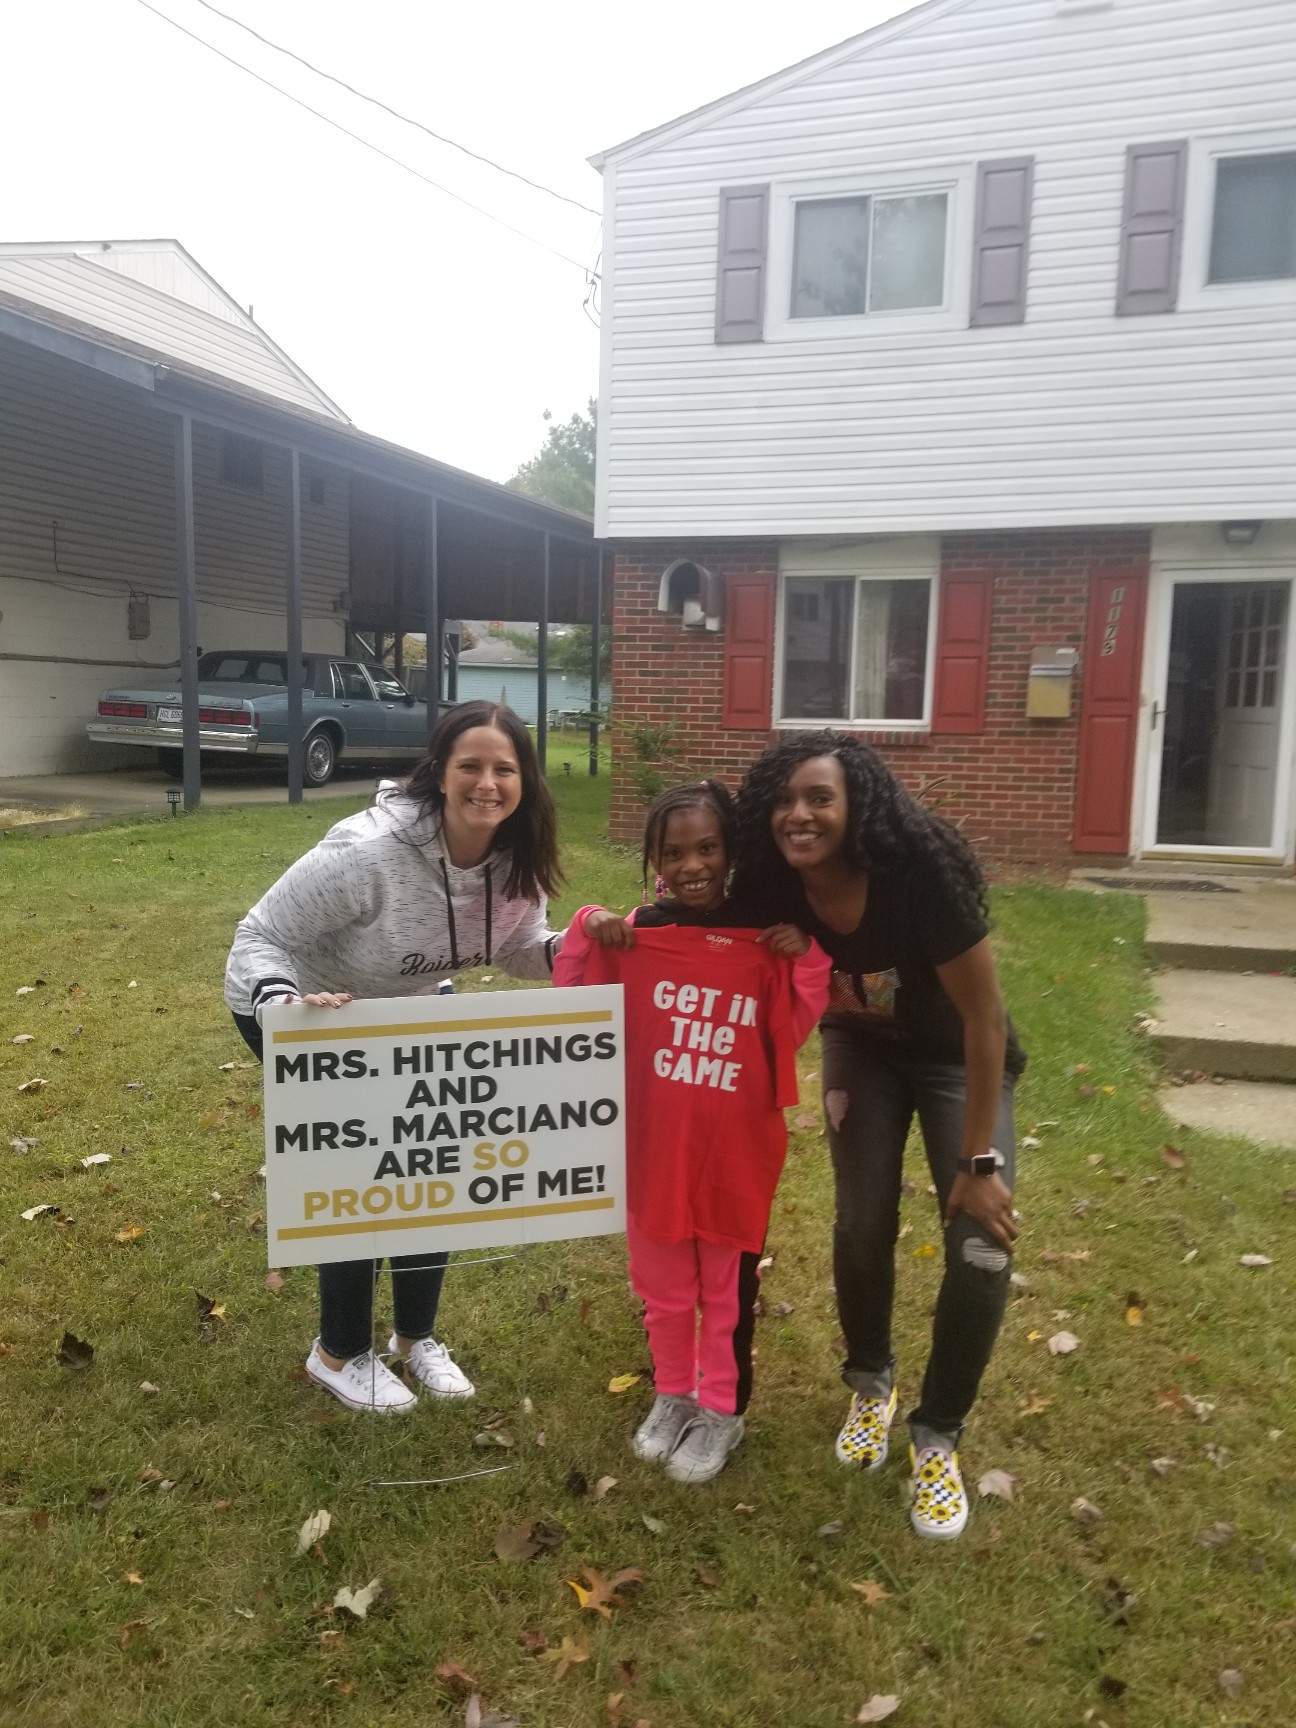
[793,867,1026,1076]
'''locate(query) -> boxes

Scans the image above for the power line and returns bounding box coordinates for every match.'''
[133,0,598,277]
[189,0,601,218]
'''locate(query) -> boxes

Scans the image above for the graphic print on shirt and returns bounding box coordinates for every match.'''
[828,966,900,1024]
[552,920,803,1253]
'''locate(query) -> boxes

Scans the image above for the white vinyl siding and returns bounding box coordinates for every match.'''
[597,0,1296,537]
[0,342,346,775]
[0,252,346,420]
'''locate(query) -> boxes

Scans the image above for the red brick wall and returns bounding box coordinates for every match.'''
[609,531,1152,866]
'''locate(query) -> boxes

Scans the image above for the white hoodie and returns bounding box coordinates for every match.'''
[224,785,560,1023]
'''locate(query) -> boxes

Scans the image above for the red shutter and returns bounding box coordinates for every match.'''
[1073,567,1149,854]
[931,573,993,734]
[722,573,775,729]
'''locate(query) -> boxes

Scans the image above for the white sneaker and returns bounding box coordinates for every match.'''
[664,1407,745,1483]
[632,1393,698,1462]
[388,1334,475,1398]
[305,1340,416,1413]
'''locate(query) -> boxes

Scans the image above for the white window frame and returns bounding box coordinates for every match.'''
[774,569,938,730]
[766,163,975,343]
[1179,128,1296,314]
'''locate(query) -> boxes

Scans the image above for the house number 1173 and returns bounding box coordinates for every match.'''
[1101,586,1126,657]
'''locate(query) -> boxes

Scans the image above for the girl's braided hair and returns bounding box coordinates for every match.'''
[641,778,735,897]
[730,733,988,927]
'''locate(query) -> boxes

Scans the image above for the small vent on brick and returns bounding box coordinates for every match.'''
[1089,877,1239,894]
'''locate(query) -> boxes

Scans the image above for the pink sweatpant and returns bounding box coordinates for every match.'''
[626,1216,762,1415]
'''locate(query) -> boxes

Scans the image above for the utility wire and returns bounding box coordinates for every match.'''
[134,0,597,277]
[189,0,601,218]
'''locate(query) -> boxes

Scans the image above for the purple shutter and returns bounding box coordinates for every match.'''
[969,157,1034,326]
[715,185,769,343]
[1116,141,1188,315]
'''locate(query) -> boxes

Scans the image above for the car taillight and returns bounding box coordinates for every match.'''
[99,701,149,718]
[198,707,254,726]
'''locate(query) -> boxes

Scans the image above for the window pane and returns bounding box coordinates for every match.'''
[781,579,853,717]
[1209,154,1296,283]
[369,669,408,701]
[854,579,931,720]
[791,198,870,318]
[869,195,948,310]
[337,664,375,700]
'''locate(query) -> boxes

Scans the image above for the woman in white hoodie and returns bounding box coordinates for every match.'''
[225,700,563,1413]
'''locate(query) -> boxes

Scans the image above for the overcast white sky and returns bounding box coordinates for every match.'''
[2,0,915,484]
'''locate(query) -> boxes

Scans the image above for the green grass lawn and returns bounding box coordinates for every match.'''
[1,762,1293,1728]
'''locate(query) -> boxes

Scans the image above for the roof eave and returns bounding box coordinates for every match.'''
[594,0,970,165]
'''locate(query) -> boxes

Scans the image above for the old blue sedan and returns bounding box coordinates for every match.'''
[86,651,430,786]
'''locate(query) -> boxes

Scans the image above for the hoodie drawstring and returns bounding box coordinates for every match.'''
[438,857,493,971]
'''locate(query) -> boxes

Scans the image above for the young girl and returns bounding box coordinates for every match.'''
[554,780,827,1483]
[732,736,1023,1540]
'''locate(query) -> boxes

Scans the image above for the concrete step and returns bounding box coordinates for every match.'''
[1145,885,1296,973]
[1160,1077,1296,1149]
[1072,871,1296,972]
[1150,969,1296,1081]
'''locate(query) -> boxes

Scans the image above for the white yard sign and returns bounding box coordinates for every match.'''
[262,986,625,1268]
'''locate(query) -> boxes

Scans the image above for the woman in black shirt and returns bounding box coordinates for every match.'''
[733,733,1022,1542]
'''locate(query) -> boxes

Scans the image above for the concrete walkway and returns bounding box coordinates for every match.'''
[0,765,378,834]
[1072,867,1296,1147]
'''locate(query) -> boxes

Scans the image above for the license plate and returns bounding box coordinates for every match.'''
[156,706,182,723]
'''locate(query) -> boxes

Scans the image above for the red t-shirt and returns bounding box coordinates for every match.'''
[554,910,825,1252]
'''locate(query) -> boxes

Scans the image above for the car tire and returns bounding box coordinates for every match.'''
[157,748,184,778]
[303,730,338,787]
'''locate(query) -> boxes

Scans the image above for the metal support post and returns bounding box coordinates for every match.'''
[173,413,201,812]
[285,447,304,803]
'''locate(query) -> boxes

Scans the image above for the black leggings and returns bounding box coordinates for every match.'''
[233,1011,448,1360]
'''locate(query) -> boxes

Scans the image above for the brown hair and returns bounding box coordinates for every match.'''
[403,700,562,902]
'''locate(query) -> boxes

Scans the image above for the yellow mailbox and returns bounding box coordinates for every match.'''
[1026,646,1079,719]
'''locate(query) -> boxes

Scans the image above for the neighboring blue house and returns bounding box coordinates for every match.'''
[454,622,610,726]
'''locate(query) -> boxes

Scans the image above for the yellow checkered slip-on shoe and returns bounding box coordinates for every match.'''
[834,1387,898,1470]
[908,1443,968,1540]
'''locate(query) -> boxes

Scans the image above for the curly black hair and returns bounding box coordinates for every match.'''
[641,778,736,894]
[730,733,988,928]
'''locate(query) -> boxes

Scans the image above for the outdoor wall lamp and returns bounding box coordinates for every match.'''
[1221,521,1262,547]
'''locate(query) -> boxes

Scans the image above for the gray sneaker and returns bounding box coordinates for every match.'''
[632,1392,698,1462]
[664,1407,745,1483]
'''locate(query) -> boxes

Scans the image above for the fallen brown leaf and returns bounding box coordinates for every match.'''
[113,1224,146,1244]
[856,1696,901,1723]
[435,1660,478,1695]
[694,1562,721,1588]
[567,1566,644,1620]
[1161,1144,1186,1171]
[850,1579,892,1608]
[977,1469,1017,1504]
[542,1632,590,1678]
[264,1270,285,1293]
[517,1629,548,1653]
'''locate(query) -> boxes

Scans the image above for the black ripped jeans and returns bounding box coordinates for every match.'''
[233,1011,447,1361]
[820,1025,1017,1449]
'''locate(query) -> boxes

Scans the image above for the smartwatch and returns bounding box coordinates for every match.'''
[957,1149,1006,1177]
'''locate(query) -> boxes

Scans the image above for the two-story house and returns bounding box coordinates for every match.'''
[592,0,1296,867]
